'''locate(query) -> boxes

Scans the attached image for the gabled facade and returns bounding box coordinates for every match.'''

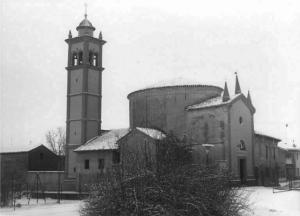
[186,88,255,182]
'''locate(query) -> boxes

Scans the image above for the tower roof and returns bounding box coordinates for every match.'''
[76,5,95,31]
[247,90,252,105]
[222,82,230,102]
[76,17,95,31]
[235,73,241,94]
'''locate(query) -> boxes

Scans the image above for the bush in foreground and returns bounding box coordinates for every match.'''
[80,135,249,216]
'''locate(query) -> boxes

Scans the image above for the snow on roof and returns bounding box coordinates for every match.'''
[187,93,241,110]
[128,78,222,98]
[254,130,281,141]
[144,77,208,88]
[74,128,130,152]
[278,142,300,151]
[136,127,166,140]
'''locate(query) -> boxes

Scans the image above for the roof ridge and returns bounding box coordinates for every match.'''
[128,84,223,98]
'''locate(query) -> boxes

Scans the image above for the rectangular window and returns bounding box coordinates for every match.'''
[98,159,104,170]
[84,159,89,169]
[273,148,276,160]
[266,146,268,159]
[112,151,120,164]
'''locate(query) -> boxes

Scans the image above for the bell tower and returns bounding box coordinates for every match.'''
[65,12,106,178]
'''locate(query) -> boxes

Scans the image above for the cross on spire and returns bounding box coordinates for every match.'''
[84,3,88,19]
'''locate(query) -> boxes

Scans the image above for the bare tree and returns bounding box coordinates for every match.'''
[45,127,66,156]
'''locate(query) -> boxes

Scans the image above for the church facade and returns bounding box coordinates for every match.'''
[64,13,283,187]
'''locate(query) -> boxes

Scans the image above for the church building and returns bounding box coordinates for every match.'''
[64,13,283,188]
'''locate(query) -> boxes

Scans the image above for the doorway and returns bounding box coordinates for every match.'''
[239,158,247,184]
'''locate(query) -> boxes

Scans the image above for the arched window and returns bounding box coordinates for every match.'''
[93,53,98,66]
[78,51,83,65]
[72,53,78,66]
[89,52,93,65]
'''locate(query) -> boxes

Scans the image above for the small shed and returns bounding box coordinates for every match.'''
[28,145,64,171]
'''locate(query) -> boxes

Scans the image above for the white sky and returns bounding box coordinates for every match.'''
[1,0,299,150]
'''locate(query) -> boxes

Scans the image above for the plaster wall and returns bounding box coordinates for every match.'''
[186,106,228,166]
[230,99,254,178]
[128,86,222,137]
[87,69,99,93]
[69,121,82,144]
[86,96,99,119]
[88,42,100,53]
[86,121,99,141]
[70,42,84,52]
[69,96,82,119]
[67,146,79,178]
[70,69,83,93]
[76,151,114,174]
[119,130,157,175]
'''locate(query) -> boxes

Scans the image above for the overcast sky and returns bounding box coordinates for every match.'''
[1,0,299,150]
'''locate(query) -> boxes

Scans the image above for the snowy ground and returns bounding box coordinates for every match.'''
[243,187,300,216]
[0,198,82,216]
[0,187,299,216]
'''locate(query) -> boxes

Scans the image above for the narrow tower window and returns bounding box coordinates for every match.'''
[93,53,98,66]
[72,53,78,66]
[78,51,83,65]
[89,52,93,65]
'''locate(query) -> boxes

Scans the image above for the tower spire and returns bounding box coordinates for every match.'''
[247,90,252,105]
[234,72,241,94]
[222,82,230,102]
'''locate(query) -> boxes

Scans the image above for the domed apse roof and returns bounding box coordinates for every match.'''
[128,77,223,98]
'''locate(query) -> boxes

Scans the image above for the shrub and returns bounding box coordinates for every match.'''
[80,135,249,216]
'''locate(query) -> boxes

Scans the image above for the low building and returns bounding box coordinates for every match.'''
[28,145,64,171]
[119,127,166,177]
[254,131,281,186]
[284,145,300,179]
[0,144,64,205]
[73,128,129,190]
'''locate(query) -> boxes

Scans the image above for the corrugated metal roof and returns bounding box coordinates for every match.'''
[74,128,130,152]
[136,127,166,140]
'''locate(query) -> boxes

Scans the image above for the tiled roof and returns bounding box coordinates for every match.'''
[136,127,166,140]
[187,93,241,110]
[74,128,130,152]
